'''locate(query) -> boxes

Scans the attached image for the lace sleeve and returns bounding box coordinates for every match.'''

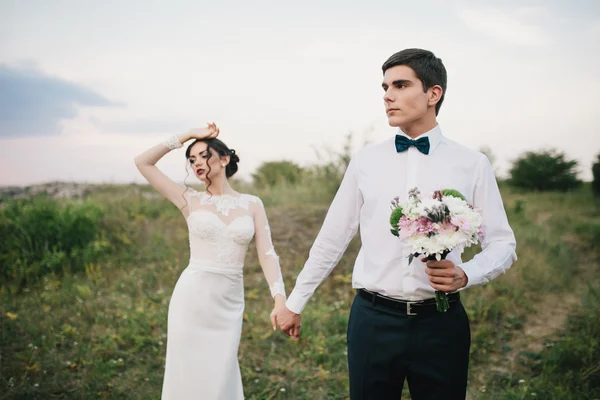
[134,135,188,212]
[252,196,286,299]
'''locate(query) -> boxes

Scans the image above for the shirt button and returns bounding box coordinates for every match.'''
[405,272,410,277]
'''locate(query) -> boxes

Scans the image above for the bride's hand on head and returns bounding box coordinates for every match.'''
[185,122,219,141]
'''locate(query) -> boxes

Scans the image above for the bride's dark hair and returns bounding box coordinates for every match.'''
[184,138,240,196]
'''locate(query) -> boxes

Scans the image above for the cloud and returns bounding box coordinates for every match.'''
[0,65,120,137]
[457,6,549,46]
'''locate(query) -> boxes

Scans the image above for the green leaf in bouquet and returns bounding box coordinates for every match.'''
[441,188,466,200]
[389,207,404,228]
[390,228,399,237]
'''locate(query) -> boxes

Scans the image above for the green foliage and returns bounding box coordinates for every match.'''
[574,221,600,253]
[389,207,404,228]
[251,160,304,188]
[389,207,404,237]
[592,152,600,196]
[513,199,525,215]
[441,188,466,200]
[0,196,109,288]
[509,149,581,191]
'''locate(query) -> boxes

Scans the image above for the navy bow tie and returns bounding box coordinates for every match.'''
[395,135,430,155]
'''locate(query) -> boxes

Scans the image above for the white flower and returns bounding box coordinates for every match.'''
[420,197,442,211]
[411,197,442,219]
[442,196,470,215]
[405,234,447,256]
[403,198,423,219]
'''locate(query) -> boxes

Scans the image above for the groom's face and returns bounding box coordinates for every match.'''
[382,65,430,128]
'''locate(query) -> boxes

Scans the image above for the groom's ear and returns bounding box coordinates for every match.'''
[428,85,443,107]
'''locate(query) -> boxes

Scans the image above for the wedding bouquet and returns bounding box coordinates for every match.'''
[389,187,484,312]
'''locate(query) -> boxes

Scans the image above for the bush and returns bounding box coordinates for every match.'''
[251,160,304,188]
[0,196,109,288]
[592,152,600,196]
[509,149,581,191]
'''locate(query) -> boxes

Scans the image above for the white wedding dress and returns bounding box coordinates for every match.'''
[161,189,286,400]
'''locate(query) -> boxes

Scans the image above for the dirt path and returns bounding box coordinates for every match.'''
[465,289,581,399]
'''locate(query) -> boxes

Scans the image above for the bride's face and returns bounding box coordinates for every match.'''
[188,142,227,183]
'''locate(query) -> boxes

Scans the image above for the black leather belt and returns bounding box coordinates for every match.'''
[357,288,460,316]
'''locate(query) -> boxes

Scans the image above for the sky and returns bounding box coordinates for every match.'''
[1,0,599,186]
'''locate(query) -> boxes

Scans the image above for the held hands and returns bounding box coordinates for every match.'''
[182,122,220,142]
[422,257,468,293]
[270,297,302,340]
[270,294,287,331]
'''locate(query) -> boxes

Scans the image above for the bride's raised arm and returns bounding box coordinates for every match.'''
[134,124,219,210]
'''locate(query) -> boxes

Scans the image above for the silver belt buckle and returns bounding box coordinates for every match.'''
[406,301,417,316]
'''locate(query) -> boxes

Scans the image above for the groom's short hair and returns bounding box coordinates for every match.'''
[382,49,447,116]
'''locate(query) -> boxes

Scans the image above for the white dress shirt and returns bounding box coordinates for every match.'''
[286,124,517,314]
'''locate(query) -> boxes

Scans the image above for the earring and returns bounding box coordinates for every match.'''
[221,164,226,167]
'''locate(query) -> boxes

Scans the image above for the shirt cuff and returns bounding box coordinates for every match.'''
[285,291,310,315]
[457,260,488,290]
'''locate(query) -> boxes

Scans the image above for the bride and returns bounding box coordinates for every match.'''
[134,123,286,399]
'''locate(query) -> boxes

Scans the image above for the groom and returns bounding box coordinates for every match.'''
[275,48,517,399]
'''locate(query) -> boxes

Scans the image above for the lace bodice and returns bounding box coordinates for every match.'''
[185,190,286,298]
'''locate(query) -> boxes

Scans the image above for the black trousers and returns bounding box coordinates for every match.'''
[347,293,471,400]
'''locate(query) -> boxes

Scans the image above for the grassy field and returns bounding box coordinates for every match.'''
[1,180,599,399]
